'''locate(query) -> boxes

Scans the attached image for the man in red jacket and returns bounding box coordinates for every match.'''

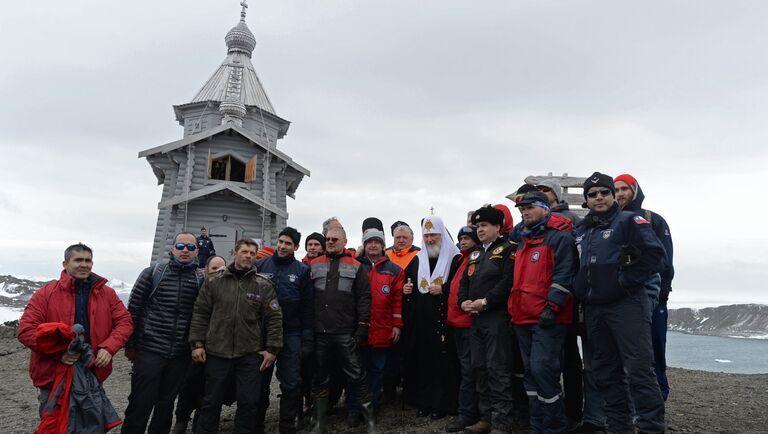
[351,228,404,417]
[445,226,481,432]
[18,243,133,416]
[509,192,577,433]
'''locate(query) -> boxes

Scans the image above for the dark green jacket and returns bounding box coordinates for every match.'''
[189,266,283,358]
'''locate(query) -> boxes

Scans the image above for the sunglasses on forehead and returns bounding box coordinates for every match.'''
[586,189,612,199]
[174,243,197,251]
[537,186,552,192]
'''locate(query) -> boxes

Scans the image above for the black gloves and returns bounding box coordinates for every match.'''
[620,244,642,268]
[538,306,557,328]
[301,335,314,360]
[355,324,369,343]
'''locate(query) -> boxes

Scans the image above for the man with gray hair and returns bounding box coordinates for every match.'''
[385,221,421,271]
[309,226,377,433]
[402,216,461,420]
[123,232,206,434]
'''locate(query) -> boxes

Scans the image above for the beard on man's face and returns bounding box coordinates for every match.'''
[426,243,441,258]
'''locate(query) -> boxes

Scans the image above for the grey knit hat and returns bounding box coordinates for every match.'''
[535,178,562,203]
[362,228,386,245]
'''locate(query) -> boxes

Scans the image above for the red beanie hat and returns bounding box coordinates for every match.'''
[614,174,638,193]
[492,204,514,235]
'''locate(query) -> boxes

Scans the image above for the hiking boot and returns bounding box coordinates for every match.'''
[445,417,475,432]
[464,420,491,434]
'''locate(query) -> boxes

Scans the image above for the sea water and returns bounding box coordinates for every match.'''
[666,331,768,374]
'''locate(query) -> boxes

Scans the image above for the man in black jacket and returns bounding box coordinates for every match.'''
[196,227,216,269]
[123,232,205,434]
[574,172,666,434]
[309,226,376,433]
[458,206,517,434]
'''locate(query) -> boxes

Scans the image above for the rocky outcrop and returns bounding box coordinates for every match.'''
[668,304,768,338]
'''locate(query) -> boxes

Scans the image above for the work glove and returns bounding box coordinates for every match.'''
[301,335,314,361]
[354,324,369,343]
[538,306,558,328]
[620,244,642,268]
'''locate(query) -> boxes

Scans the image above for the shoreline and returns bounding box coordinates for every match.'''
[1,331,767,432]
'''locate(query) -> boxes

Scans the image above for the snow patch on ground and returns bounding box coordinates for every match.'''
[0,306,23,323]
[715,359,733,363]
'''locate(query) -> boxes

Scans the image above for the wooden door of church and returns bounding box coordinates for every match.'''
[208,224,238,263]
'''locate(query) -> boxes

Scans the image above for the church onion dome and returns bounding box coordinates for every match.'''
[226,19,256,56]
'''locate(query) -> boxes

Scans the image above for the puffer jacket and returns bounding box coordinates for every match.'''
[621,184,674,294]
[310,252,371,334]
[358,255,404,348]
[189,264,283,357]
[18,271,133,389]
[509,216,577,324]
[573,203,665,305]
[126,260,203,358]
[256,254,314,337]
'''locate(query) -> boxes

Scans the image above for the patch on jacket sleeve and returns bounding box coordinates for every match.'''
[633,215,649,224]
[381,284,391,294]
[269,299,280,311]
[492,246,504,255]
[470,251,481,261]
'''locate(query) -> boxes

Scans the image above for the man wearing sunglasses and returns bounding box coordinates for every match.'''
[573,172,666,434]
[123,232,206,434]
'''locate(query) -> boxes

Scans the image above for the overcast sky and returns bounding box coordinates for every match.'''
[1,0,767,308]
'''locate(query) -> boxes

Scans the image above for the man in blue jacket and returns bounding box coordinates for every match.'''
[614,173,674,401]
[574,172,666,434]
[256,227,314,434]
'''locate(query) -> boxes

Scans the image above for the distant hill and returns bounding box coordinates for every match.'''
[0,274,133,314]
[668,304,768,338]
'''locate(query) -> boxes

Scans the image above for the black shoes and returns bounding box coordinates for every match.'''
[445,417,475,432]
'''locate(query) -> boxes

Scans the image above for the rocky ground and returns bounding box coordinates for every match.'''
[1,325,767,433]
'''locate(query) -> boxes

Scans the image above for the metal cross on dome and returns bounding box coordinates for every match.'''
[240,0,248,20]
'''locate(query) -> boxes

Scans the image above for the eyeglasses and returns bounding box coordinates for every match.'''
[586,189,612,199]
[537,186,551,193]
[326,237,340,242]
[174,243,197,251]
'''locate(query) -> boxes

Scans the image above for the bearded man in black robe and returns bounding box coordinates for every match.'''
[402,215,462,419]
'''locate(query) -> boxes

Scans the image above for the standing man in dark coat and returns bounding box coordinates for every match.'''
[122,232,206,434]
[402,215,461,420]
[196,227,216,269]
[309,226,377,433]
[458,206,517,434]
[189,237,283,434]
[615,173,675,401]
[574,172,666,434]
[255,227,314,434]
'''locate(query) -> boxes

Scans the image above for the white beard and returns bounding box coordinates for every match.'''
[426,243,441,258]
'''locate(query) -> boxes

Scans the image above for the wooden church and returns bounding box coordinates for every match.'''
[139,2,309,263]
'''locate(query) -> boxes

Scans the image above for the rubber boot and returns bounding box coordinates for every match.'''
[360,401,379,434]
[310,396,328,434]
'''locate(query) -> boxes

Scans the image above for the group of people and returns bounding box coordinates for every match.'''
[18,171,674,434]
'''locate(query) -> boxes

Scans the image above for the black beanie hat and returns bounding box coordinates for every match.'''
[305,232,326,250]
[362,217,384,233]
[582,171,616,199]
[279,227,301,245]
[471,205,505,226]
[390,220,410,236]
[457,226,480,245]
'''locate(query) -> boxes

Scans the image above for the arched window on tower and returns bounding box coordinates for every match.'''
[207,151,256,183]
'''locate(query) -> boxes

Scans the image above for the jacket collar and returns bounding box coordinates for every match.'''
[57,270,106,293]
[585,202,620,228]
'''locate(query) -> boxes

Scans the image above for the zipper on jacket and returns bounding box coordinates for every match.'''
[171,270,182,355]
